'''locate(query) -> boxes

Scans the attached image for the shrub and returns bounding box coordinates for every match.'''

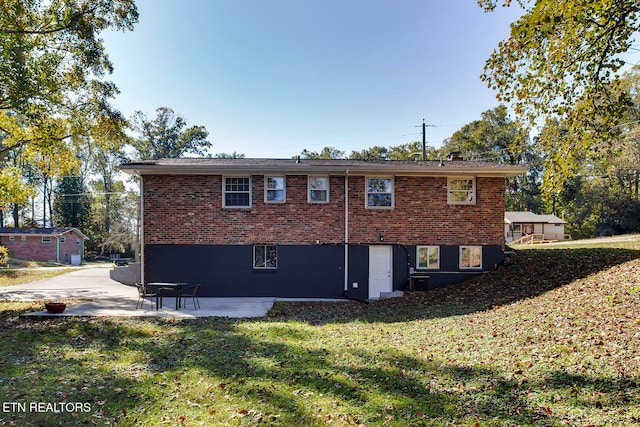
[0,246,8,267]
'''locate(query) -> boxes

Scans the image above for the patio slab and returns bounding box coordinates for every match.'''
[1,266,276,318]
[23,297,277,318]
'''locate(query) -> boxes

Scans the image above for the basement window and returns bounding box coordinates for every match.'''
[42,236,51,244]
[254,245,277,269]
[417,246,440,270]
[460,246,482,269]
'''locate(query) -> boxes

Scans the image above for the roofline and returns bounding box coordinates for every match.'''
[0,228,90,239]
[119,162,527,178]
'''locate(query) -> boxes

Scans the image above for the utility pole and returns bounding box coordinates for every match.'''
[418,119,435,160]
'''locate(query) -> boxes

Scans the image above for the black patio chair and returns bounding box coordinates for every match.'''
[135,283,158,309]
[181,284,201,309]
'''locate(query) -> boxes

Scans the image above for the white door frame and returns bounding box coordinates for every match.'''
[369,245,393,299]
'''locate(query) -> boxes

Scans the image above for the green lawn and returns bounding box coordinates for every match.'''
[1,241,639,426]
[0,267,77,287]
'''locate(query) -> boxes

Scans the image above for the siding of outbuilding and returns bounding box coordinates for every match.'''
[0,230,85,263]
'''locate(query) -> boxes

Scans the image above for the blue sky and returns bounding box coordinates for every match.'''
[102,1,524,158]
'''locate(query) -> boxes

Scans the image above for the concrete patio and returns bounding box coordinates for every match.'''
[0,265,276,318]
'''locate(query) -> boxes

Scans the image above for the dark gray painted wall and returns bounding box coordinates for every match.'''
[144,243,505,298]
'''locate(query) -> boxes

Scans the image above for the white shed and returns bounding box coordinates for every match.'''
[505,211,569,244]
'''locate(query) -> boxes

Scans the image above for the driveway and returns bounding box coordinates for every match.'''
[0,266,275,318]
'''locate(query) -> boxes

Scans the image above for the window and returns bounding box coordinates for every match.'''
[8,236,14,242]
[460,246,482,269]
[265,176,285,203]
[60,237,66,243]
[75,239,81,246]
[308,176,329,203]
[448,178,476,205]
[223,177,251,208]
[366,177,394,208]
[21,236,26,241]
[254,245,277,269]
[510,224,522,232]
[42,236,51,244]
[417,246,440,269]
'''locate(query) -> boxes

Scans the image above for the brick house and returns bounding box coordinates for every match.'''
[120,158,526,299]
[0,228,88,264]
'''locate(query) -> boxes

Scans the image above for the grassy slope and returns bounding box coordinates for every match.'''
[0,242,639,426]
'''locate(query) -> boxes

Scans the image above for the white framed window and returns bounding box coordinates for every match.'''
[75,239,81,246]
[366,177,394,208]
[8,236,14,242]
[510,224,522,232]
[308,176,329,203]
[223,176,252,208]
[417,246,440,269]
[60,237,66,243]
[21,236,26,241]
[42,236,51,244]
[448,177,476,205]
[265,176,285,203]
[460,246,482,269]
[254,244,277,269]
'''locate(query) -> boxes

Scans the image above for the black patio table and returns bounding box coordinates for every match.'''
[147,282,188,310]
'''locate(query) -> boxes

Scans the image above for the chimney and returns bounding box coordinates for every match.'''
[447,151,463,161]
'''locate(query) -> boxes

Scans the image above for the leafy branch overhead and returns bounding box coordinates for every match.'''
[479,0,640,185]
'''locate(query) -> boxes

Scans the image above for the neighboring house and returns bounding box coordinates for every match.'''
[504,211,569,243]
[0,228,88,264]
[120,157,526,299]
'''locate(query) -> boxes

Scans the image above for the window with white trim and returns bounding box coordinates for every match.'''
[8,236,14,241]
[75,239,81,246]
[42,236,51,244]
[60,237,66,243]
[366,177,394,208]
[254,245,277,269]
[460,246,482,269]
[417,246,440,269]
[223,177,252,208]
[21,236,26,241]
[448,177,476,205]
[265,176,285,203]
[308,176,329,203]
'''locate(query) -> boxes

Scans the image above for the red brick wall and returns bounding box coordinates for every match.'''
[0,231,84,262]
[143,174,505,246]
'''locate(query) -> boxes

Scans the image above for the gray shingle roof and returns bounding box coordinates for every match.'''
[120,158,527,177]
[0,227,89,239]
[505,212,567,224]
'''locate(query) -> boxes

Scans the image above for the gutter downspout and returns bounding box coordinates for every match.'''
[344,170,349,292]
[140,177,145,285]
[55,236,60,263]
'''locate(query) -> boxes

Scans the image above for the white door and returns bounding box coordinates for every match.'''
[369,246,393,299]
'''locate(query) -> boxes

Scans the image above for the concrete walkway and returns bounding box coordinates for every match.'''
[0,266,275,318]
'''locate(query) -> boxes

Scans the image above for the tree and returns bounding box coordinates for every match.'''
[479,0,639,192]
[444,105,542,211]
[298,147,345,160]
[0,0,137,120]
[53,176,90,229]
[130,107,211,160]
[0,0,138,225]
[215,152,245,159]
